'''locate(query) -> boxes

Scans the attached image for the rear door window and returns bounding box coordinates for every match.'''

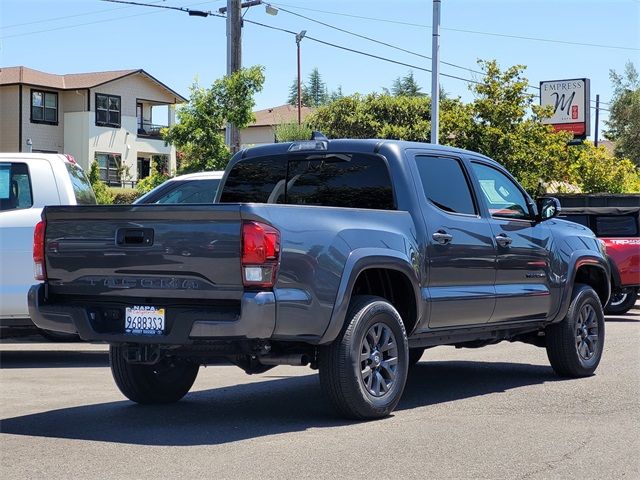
[65,162,96,205]
[414,156,476,215]
[220,153,395,210]
[0,162,33,211]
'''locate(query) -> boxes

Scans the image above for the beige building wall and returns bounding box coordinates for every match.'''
[89,74,179,117]
[0,85,20,151]
[62,89,89,113]
[2,73,180,177]
[63,112,90,169]
[240,126,276,147]
[21,87,64,153]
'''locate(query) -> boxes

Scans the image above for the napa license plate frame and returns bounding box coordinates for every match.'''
[125,306,165,335]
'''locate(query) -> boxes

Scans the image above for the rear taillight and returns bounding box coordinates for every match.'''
[242,221,280,288]
[33,220,47,281]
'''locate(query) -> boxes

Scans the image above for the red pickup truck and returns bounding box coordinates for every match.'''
[558,196,639,315]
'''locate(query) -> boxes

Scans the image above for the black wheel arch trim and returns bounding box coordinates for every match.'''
[550,252,610,325]
[319,248,423,344]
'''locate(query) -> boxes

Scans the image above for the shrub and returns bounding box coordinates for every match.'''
[88,161,114,205]
[109,188,142,204]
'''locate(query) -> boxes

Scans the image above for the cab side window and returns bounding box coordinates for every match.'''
[414,156,476,215]
[0,163,33,211]
[471,162,531,220]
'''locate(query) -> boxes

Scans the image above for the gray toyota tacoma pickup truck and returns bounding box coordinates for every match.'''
[29,137,610,419]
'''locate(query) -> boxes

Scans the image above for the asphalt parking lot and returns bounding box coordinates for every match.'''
[1,306,638,480]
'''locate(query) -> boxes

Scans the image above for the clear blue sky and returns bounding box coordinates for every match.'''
[1,0,639,138]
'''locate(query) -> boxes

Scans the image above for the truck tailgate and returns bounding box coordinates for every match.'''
[43,204,244,301]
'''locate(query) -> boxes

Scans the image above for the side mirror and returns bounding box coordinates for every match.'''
[536,197,561,221]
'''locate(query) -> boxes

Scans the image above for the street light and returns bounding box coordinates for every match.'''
[296,30,306,125]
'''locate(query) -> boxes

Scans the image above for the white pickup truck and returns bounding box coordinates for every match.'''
[0,153,96,338]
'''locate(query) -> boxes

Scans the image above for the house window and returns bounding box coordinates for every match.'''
[95,93,121,127]
[31,90,58,124]
[95,153,121,185]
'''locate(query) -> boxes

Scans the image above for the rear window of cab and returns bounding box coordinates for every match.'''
[220,153,395,210]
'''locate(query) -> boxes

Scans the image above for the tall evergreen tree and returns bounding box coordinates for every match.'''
[306,68,329,107]
[389,71,425,97]
[287,78,310,107]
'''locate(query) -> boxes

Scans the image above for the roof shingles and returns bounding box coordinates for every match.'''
[0,66,186,102]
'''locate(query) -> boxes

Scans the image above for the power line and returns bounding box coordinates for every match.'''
[1,0,182,29]
[0,1,222,40]
[239,17,485,85]
[272,3,640,52]
[97,0,485,86]
[266,2,486,76]
[101,0,223,17]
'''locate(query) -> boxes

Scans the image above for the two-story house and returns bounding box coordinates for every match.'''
[0,66,186,185]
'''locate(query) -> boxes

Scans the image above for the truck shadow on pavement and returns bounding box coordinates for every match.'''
[0,350,109,369]
[1,360,563,446]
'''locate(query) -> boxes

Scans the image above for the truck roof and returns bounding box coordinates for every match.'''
[239,138,499,167]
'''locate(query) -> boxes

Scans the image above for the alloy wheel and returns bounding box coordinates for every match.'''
[359,322,399,397]
[575,303,599,361]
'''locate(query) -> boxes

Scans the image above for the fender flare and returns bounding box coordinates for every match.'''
[551,252,610,324]
[318,248,422,344]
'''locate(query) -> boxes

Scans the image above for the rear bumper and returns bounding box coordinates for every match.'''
[0,317,36,328]
[27,284,276,344]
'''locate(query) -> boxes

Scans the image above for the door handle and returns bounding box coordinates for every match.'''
[432,230,453,245]
[495,234,512,248]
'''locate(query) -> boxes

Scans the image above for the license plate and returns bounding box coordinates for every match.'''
[125,306,165,335]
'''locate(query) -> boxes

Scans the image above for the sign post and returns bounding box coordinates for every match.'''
[540,78,590,140]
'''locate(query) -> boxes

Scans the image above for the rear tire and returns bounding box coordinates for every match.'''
[604,287,638,315]
[318,295,409,420]
[109,345,199,404]
[546,284,605,378]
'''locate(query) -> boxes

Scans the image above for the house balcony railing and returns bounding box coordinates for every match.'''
[137,121,168,139]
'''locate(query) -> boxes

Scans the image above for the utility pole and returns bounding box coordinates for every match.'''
[296,30,306,125]
[225,0,242,153]
[594,94,600,147]
[430,0,441,145]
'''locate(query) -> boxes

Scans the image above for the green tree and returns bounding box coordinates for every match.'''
[136,155,171,194]
[88,161,114,204]
[287,78,311,107]
[163,66,265,173]
[309,59,640,194]
[274,122,313,142]
[306,67,329,107]
[457,60,575,193]
[605,61,640,166]
[388,71,425,97]
[308,92,471,144]
[329,85,344,102]
[568,143,640,193]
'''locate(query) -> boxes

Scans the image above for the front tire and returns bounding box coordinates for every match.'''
[109,345,200,404]
[546,284,605,377]
[604,287,638,315]
[408,348,425,367]
[318,295,409,419]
